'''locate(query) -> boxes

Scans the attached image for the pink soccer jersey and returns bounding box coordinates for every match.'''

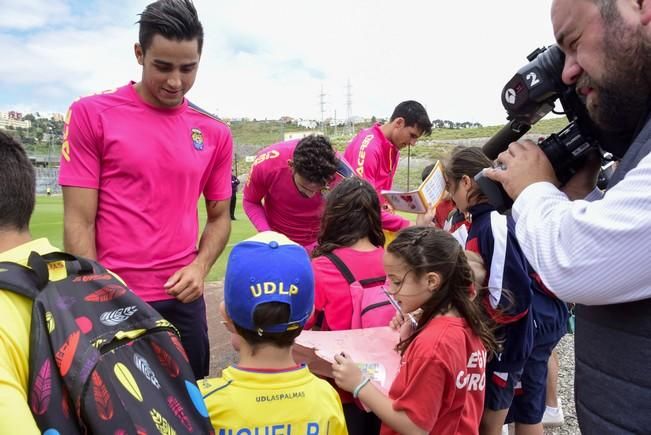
[58,82,233,302]
[344,124,410,231]
[242,140,327,247]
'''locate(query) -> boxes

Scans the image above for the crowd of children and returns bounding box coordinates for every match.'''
[197,144,569,435]
[0,119,570,434]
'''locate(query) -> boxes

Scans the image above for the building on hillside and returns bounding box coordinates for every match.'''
[296,119,318,129]
[284,131,313,141]
[0,118,31,129]
[34,112,66,121]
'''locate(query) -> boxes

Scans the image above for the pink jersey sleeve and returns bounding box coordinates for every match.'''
[203,128,233,201]
[242,197,272,231]
[58,100,102,188]
[382,210,411,232]
[242,161,272,231]
[358,143,383,191]
[360,145,410,231]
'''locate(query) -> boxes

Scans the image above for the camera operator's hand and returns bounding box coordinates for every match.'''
[561,148,602,200]
[484,140,558,200]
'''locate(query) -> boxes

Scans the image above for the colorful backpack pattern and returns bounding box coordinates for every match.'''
[0,251,214,435]
[324,252,394,329]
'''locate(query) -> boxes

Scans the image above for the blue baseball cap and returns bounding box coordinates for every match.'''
[224,231,314,334]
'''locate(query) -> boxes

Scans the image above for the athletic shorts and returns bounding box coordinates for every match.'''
[485,363,525,412]
[505,332,561,424]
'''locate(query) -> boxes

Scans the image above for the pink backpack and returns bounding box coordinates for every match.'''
[324,252,394,329]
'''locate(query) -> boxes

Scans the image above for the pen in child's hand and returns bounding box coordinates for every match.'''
[383,287,418,329]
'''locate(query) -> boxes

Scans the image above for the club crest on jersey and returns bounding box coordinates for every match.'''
[191,128,204,151]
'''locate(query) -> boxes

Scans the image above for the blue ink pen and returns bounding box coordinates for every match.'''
[383,287,418,329]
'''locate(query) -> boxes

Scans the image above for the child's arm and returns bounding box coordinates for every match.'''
[332,354,428,435]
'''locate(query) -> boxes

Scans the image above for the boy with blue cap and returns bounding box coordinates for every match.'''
[200,231,348,434]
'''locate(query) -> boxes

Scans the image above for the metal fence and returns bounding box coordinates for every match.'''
[35,167,61,194]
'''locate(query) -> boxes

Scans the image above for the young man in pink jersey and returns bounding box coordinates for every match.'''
[242,135,341,250]
[58,0,232,378]
[344,101,432,232]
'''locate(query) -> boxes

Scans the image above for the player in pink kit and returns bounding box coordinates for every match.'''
[345,101,432,232]
[58,0,232,378]
[243,135,343,250]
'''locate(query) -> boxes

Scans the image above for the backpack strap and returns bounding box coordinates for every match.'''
[27,251,96,285]
[27,251,52,288]
[324,252,356,284]
[0,261,42,299]
[0,250,98,300]
[39,251,95,276]
[359,276,386,287]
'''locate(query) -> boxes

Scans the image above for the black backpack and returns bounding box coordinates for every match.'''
[0,251,214,434]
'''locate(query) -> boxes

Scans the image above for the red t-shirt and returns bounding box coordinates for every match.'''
[382,316,486,435]
[434,198,469,234]
[433,199,456,229]
[306,246,385,331]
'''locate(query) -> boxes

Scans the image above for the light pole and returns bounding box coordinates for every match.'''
[47,126,53,169]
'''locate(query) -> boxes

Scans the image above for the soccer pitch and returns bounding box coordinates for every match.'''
[31,195,256,281]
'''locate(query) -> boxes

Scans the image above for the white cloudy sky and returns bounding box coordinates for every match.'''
[0,0,556,124]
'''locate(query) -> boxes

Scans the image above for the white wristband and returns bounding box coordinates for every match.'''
[353,377,371,398]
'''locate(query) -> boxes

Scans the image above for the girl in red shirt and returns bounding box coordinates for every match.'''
[332,227,498,435]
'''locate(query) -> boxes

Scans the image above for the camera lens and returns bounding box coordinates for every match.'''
[540,122,593,182]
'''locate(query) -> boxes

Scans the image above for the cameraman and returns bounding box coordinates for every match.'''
[485,1,651,433]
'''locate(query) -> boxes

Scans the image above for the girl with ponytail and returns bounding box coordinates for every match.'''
[332,227,497,435]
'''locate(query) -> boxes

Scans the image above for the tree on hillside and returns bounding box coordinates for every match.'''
[431,118,483,129]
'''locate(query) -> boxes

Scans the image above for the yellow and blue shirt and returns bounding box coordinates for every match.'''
[0,238,61,435]
[200,364,348,434]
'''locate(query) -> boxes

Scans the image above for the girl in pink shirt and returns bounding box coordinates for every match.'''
[309,177,386,330]
[308,177,386,434]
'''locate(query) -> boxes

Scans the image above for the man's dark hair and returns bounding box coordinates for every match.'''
[390,100,433,136]
[138,0,204,54]
[292,135,338,185]
[0,131,35,232]
[233,302,302,353]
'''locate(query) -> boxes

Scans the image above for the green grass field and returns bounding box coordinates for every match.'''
[31,195,256,282]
